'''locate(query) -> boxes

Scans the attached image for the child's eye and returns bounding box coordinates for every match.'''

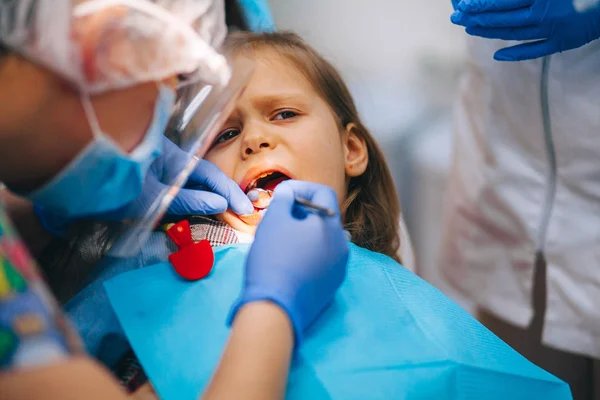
[215,129,240,144]
[273,110,298,120]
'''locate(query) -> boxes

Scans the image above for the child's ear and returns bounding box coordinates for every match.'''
[343,123,368,177]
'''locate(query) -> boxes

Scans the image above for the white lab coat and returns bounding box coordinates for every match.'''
[439,36,600,358]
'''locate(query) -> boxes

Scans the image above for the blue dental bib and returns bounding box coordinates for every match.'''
[105,243,571,400]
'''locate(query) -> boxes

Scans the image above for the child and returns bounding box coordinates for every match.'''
[67,30,403,392]
[204,30,402,260]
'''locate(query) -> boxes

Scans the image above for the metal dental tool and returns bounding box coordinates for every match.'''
[247,188,336,217]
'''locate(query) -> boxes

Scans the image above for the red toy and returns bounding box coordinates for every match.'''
[166,220,214,281]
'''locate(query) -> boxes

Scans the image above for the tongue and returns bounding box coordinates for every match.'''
[263,176,288,191]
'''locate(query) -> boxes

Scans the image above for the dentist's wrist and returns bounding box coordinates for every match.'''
[227,290,302,350]
[233,301,294,341]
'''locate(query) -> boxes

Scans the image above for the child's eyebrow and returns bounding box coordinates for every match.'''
[251,93,310,109]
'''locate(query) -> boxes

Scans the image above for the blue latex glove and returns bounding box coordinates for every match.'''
[227,181,349,346]
[35,137,253,235]
[451,0,600,61]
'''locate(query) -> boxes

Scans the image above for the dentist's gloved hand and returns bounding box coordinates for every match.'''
[139,137,254,218]
[451,0,600,61]
[227,181,349,347]
[35,138,253,235]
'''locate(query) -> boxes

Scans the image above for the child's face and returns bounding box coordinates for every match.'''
[204,50,367,232]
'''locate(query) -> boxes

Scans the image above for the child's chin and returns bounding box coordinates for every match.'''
[216,210,260,235]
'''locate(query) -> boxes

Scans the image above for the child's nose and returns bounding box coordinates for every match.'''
[245,141,271,155]
[242,128,277,156]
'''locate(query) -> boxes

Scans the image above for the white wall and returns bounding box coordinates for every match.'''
[267,0,466,189]
[268,0,464,94]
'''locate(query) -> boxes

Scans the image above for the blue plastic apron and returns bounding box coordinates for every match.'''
[105,243,571,400]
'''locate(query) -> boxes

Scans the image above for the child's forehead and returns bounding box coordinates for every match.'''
[229,47,329,112]
[249,49,313,91]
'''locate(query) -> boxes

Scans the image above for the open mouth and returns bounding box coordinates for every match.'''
[244,171,292,194]
[237,170,293,225]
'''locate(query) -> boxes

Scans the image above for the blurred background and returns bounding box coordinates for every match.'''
[268,0,472,310]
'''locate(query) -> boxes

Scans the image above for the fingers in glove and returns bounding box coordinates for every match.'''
[264,181,297,217]
[269,181,341,221]
[452,7,535,27]
[167,188,228,216]
[187,159,253,215]
[273,181,339,211]
[465,24,546,40]
[458,0,533,13]
[158,137,193,177]
[279,181,340,211]
[494,39,554,60]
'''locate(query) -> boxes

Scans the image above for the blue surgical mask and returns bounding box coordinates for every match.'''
[22,85,176,218]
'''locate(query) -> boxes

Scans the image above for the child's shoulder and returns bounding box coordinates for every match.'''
[347,242,407,270]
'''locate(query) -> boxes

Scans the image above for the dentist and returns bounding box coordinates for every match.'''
[0,1,348,399]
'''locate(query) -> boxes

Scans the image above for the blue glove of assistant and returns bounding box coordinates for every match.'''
[451,0,600,61]
[227,181,349,347]
[35,137,253,235]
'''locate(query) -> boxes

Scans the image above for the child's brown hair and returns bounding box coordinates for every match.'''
[225,31,401,262]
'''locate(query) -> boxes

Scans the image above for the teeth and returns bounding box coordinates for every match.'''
[247,171,275,192]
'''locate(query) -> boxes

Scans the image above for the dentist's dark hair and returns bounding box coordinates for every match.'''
[224,31,402,263]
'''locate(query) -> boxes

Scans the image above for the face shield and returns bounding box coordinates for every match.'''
[73,0,255,258]
[0,0,254,256]
[109,56,254,258]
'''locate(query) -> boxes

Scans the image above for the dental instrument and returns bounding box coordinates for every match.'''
[247,188,336,217]
[294,197,336,217]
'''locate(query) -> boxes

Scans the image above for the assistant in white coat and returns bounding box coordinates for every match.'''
[440,35,600,397]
